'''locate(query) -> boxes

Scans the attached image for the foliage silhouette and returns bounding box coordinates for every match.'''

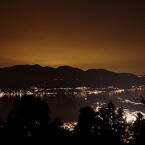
[3,95,50,139]
[130,98,145,145]
[74,102,126,144]
[0,95,145,145]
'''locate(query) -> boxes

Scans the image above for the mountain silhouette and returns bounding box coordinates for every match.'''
[0,65,144,89]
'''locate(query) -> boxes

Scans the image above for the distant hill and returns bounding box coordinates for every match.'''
[0,65,144,89]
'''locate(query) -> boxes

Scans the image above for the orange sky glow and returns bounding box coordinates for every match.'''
[0,0,145,74]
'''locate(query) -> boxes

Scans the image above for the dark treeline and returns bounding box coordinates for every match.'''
[0,95,145,144]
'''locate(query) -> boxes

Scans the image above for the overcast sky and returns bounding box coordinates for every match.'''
[0,0,145,74]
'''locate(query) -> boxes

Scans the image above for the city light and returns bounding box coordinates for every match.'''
[63,122,78,131]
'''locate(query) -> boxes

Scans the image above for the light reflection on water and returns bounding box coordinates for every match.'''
[0,88,145,122]
[44,88,145,122]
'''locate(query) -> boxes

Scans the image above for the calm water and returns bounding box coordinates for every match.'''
[0,88,145,122]
[44,88,145,121]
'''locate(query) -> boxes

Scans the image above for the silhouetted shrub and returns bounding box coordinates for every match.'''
[0,95,145,145]
[74,102,126,144]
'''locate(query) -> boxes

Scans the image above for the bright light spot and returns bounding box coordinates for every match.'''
[0,92,4,98]
[124,110,137,123]
[126,114,136,123]
[63,122,78,131]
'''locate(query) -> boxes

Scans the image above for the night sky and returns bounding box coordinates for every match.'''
[0,0,145,74]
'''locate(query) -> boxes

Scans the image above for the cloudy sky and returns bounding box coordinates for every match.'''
[0,0,145,74]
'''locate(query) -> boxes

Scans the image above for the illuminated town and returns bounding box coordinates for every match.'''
[0,85,144,98]
[0,85,145,126]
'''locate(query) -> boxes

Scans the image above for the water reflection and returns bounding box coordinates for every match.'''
[0,87,145,122]
[42,88,145,122]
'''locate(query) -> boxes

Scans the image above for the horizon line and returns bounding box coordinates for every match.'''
[0,64,143,76]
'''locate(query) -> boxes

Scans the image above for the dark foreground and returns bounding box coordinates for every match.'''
[0,95,145,145]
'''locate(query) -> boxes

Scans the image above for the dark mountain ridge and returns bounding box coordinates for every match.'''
[0,65,144,89]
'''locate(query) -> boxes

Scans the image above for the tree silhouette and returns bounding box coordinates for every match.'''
[1,94,145,144]
[74,102,126,144]
[131,97,145,145]
[74,106,96,136]
[5,95,50,139]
